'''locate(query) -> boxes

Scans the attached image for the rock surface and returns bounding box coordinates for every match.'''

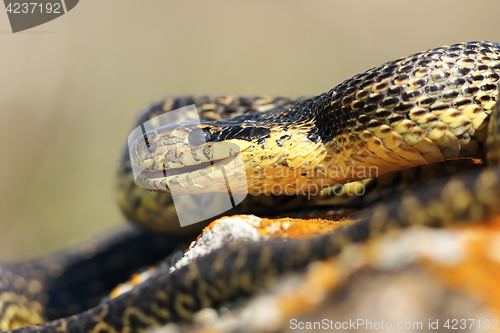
[116,214,500,333]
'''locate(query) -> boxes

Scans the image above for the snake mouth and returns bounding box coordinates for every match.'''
[132,139,253,194]
[138,158,229,179]
[137,152,248,195]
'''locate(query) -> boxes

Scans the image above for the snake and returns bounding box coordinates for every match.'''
[2,40,500,332]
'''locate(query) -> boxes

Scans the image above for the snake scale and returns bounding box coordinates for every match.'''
[2,40,500,332]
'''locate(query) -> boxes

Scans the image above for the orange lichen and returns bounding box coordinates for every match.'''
[197,213,359,242]
[423,217,500,316]
[108,267,156,299]
[256,217,339,238]
[108,286,122,299]
[196,212,360,240]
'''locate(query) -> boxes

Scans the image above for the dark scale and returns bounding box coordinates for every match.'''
[401,90,422,102]
[491,63,500,71]
[460,58,476,65]
[464,50,479,56]
[355,89,370,100]
[351,125,366,134]
[387,114,406,124]
[351,100,365,110]
[410,78,428,89]
[362,104,377,115]
[374,109,392,119]
[467,74,485,84]
[430,103,450,113]
[411,109,427,118]
[394,103,414,114]
[341,95,354,106]
[340,106,350,116]
[425,83,446,95]
[488,73,500,81]
[378,72,394,82]
[345,120,356,130]
[382,63,399,73]
[431,71,450,82]
[418,97,436,108]
[454,67,471,76]
[463,85,480,96]
[380,97,400,109]
[482,83,498,93]
[418,59,435,67]
[397,65,415,73]
[367,93,384,104]
[386,86,403,97]
[349,109,360,120]
[474,64,490,72]
[448,77,466,88]
[364,72,378,81]
[444,53,460,59]
[452,98,473,109]
[373,81,389,92]
[475,94,491,105]
[306,132,321,144]
[480,48,494,56]
[366,119,384,129]
[360,79,376,89]
[348,79,363,90]
[440,90,460,102]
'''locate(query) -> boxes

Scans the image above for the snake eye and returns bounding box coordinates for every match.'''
[188,128,212,146]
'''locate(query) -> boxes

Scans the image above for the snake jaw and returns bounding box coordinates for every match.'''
[223,139,254,152]
[138,153,249,195]
[132,136,253,195]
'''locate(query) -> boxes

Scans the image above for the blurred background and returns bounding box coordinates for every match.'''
[1,0,500,261]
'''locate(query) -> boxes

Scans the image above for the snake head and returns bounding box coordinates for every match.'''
[129,119,269,195]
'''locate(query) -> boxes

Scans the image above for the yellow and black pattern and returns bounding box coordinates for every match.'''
[3,41,500,332]
[128,41,498,198]
[0,228,190,332]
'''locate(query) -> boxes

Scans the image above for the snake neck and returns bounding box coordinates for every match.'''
[237,41,500,193]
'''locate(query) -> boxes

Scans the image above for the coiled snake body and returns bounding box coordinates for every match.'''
[3,41,500,332]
